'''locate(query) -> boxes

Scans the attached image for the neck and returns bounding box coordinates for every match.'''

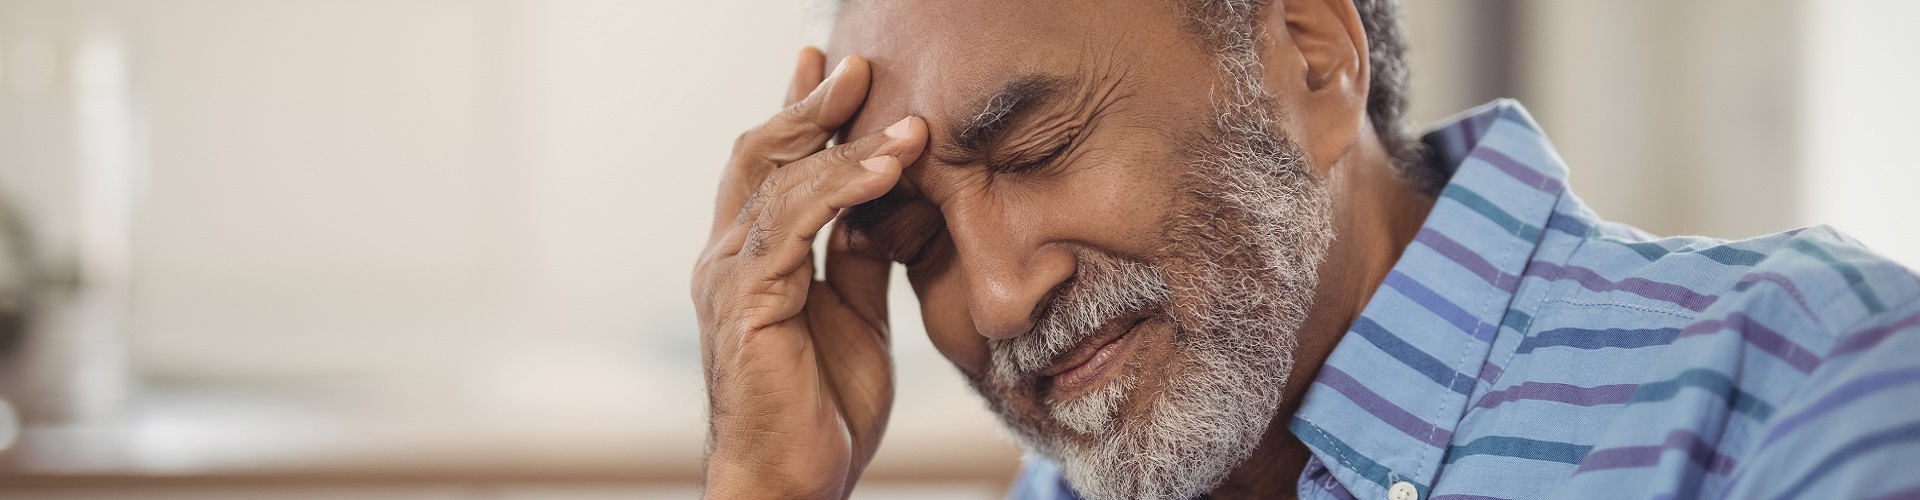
[1208,139,1436,500]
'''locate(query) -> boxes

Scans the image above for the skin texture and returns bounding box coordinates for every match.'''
[690,0,1436,498]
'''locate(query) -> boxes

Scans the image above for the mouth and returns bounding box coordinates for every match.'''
[1039,311,1152,401]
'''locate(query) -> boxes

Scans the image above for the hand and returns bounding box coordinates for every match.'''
[690,48,928,500]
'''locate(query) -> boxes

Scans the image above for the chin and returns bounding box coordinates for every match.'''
[966,257,1303,500]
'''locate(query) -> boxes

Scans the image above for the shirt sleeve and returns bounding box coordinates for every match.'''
[1720,296,1920,499]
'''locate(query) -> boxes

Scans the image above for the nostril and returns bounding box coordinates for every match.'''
[972,272,1075,340]
[948,220,1079,340]
[1024,275,1075,334]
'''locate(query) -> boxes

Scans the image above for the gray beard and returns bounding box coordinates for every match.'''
[966,101,1336,500]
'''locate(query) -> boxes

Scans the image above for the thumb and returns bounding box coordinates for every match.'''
[824,217,892,333]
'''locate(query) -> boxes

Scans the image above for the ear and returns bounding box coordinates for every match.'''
[1260,0,1371,173]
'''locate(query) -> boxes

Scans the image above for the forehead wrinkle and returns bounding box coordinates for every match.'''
[848,28,1147,234]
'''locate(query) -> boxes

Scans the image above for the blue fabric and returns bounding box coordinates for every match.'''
[1008,100,1920,500]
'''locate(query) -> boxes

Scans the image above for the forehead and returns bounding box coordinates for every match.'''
[825,0,1190,139]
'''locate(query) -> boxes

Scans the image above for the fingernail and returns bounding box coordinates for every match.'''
[806,57,852,100]
[828,56,852,81]
[860,155,895,173]
[884,117,912,140]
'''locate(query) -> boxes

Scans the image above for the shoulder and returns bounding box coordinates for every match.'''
[1537,224,1920,497]
[1708,225,1919,338]
[1564,223,1920,336]
[1561,223,1920,388]
[1692,227,1920,498]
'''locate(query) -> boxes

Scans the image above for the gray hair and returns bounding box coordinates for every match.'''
[803,0,1437,193]
[1180,0,1436,193]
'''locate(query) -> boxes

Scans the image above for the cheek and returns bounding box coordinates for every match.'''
[909,264,989,377]
[1030,142,1181,259]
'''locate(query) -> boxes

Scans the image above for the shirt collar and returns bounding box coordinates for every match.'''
[1288,99,1571,499]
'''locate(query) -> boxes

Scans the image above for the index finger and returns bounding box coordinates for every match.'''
[785,47,827,108]
[712,54,873,237]
[824,216,892,331]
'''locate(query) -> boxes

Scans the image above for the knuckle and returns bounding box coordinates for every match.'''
[777,99,820,128]
[800,170,839,199]
[731,129,757,152]
[734,122,804,161]
[690,262,713,298]
[736,187,771,225]
[771,108,832,146]
[743,215,783,257]
[822,143,861,165]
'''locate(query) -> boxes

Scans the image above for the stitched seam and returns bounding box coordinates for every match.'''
[1425,158,1544,488]
[1540,297,1697,320]
[1824,292,1920,354]
[1739,273,1818,319]
[1431,221,1513,486]
[1804,269,1912,340]
[1307,417,1365,490]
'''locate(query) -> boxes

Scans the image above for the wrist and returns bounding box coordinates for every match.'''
[703,450,845,500]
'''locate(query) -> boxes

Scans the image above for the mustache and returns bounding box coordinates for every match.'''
[987,255,1172,389]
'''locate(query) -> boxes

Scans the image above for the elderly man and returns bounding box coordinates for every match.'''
[690,0,1920,498]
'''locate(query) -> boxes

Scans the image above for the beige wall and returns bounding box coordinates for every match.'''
[0,0,1915,489]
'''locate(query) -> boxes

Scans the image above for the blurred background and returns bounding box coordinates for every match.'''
[0,0,1914,498]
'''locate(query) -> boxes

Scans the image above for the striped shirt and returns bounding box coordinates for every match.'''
[1007,100,1920,500]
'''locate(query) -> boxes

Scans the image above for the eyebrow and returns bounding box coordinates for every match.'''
[952,74,1070,158]
[842,73,1074,236]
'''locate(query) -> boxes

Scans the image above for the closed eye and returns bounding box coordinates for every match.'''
[994,135,1076,175]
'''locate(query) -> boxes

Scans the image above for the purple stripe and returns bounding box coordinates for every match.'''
[1527,261,1720,312]
[1316,473,1359,500]
[1472,147,1565,194]
[1458,109,1482,145]
[1474,381,1637,410]
[1677,312,1823,373]
[1433,495,1515,500]
[1314,365,1454,448]
[1417,228,1520,291]
[1385,271,1498,343]
[1575,430,1738,476]
[1477,361,1506,384]
[1733,272,1817,317]
[1760,365,1920,449]
[1869,485,1920,500]
[1832,310,1920,358]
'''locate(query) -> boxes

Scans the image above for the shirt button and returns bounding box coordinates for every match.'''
[1388,481,1419,500]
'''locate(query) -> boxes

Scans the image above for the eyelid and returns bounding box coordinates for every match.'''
[993,132,1078,174]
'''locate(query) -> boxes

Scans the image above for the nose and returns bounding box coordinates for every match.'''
[946,209,1077,340]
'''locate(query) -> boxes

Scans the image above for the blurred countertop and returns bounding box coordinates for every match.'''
[0,382,1023,488]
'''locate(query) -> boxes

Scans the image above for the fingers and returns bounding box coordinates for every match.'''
[713,53,874,237]
[785,47,827,107]
[758,55,870,162]
[823,218,893,332]
[698,116,925,331]
[736,117,927,273]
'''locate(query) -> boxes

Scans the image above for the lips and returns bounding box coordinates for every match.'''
[1039,312,1150,399]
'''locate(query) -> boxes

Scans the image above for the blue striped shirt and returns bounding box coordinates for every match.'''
[1007,100,1920,500]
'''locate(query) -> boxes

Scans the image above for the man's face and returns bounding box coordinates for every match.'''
[831,1,1336,498]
